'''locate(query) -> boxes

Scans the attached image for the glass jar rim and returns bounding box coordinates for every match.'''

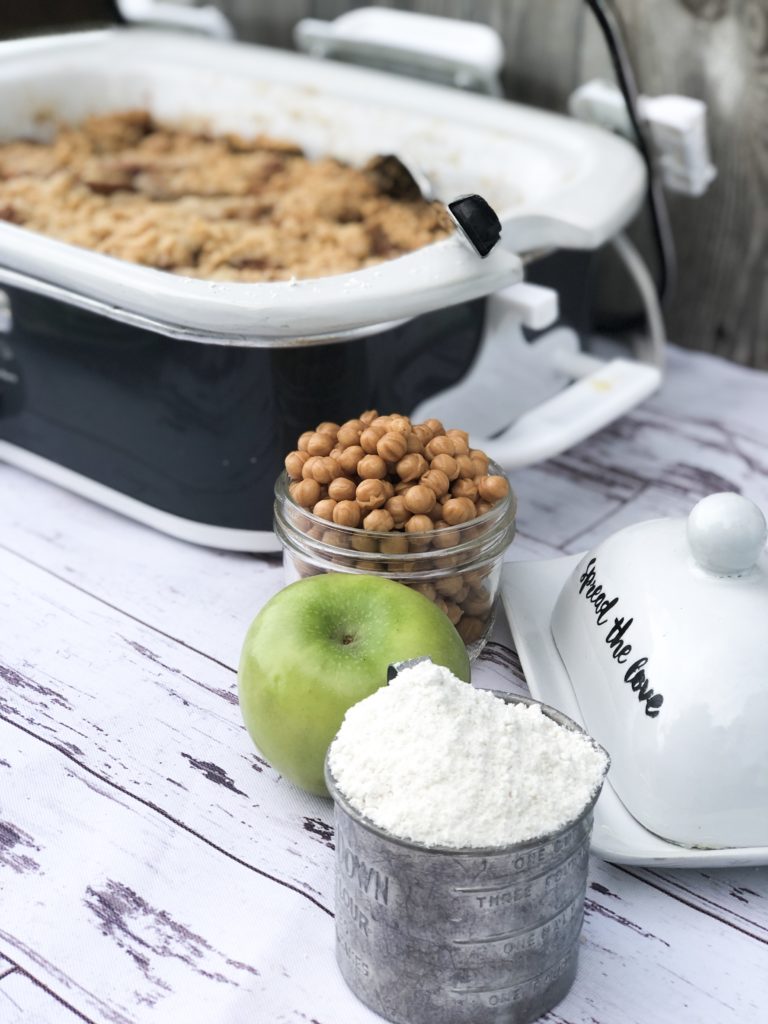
[274,462,516,571]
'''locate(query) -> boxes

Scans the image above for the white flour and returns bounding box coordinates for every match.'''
[328,662,608,848]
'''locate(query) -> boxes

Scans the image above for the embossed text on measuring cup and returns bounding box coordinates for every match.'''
[449,894,584,967]
[451,835,589,921]
[450,951,577,1009]
[337,828,393,906]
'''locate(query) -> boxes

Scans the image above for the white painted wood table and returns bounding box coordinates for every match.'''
[1,344,766,1024]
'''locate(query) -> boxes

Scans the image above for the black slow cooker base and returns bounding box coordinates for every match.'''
[0,288,485,533]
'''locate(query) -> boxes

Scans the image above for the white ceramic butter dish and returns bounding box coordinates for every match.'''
[502,492,768,865]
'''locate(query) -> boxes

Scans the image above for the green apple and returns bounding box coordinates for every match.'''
[237,573,470,795]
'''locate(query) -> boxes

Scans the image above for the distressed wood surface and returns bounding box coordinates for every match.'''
[0,970,91,1024]
[1,343,768,1022]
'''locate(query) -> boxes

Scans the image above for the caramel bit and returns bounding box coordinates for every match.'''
[430,453,460,481]
[442,497,476,526]
[292,478,321,508]
[425,435,455,459]
[328,476,356,502]
[403,484,436,516]
[357,454,388,480]
[0,111,452,282]
[338,445,365,475]
[404,514,434,533]
[456,454,476,479]
[284,450,308,481]
[385,495,409,526]
[360,425,386,454]
[363,509,395,532]
[333,500,362,527]
[313,498,337,521]
[380,533,408,555]
[306,432,334,457]
[376,431,408,463]
[478,474,510,501]
[310,456,342,484]
[356,478,388,511]
[452,478,478,502]
[446,429,470,455]
[421,468,450,497]
[396,452,428,482]
[337,420,364,447]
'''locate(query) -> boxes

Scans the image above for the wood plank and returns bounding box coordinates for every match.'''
[0,971,91,1024]
[510,346,768,555]
[0,720,382,1024]
[554,862,768,1024]
[0,463,284,671]
[606,0,768,368]
[620,863,768,946]
[0,545,337,910]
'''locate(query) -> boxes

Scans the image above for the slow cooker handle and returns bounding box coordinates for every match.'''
[412,280,661,471]
[480,358,661,469]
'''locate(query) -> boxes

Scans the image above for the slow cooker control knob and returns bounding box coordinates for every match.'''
[687,492,767,575]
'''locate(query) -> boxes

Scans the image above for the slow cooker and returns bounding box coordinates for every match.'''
[0,25,649,551]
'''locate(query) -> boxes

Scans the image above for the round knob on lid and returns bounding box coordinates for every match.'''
[687,492,767,575]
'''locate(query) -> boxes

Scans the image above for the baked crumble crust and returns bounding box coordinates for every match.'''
[0,110,453,282]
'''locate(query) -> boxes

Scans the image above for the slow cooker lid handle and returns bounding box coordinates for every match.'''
[448,195,502,259]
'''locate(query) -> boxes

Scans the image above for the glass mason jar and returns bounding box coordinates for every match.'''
[273,466,517,660]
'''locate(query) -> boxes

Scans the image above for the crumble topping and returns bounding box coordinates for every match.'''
[0,110,452,282]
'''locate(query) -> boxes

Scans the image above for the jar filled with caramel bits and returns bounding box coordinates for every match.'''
[274,412,517,659]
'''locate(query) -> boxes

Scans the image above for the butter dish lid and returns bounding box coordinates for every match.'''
[550,492,768,850]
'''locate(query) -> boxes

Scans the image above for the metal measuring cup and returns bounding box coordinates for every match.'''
[325,691,609,1024]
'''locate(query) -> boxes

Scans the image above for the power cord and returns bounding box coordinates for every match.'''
[583,0,677,320]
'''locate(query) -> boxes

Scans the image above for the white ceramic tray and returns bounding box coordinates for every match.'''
[501,554,768,867]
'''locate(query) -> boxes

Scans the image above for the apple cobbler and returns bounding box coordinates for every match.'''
[0,110,452,282]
